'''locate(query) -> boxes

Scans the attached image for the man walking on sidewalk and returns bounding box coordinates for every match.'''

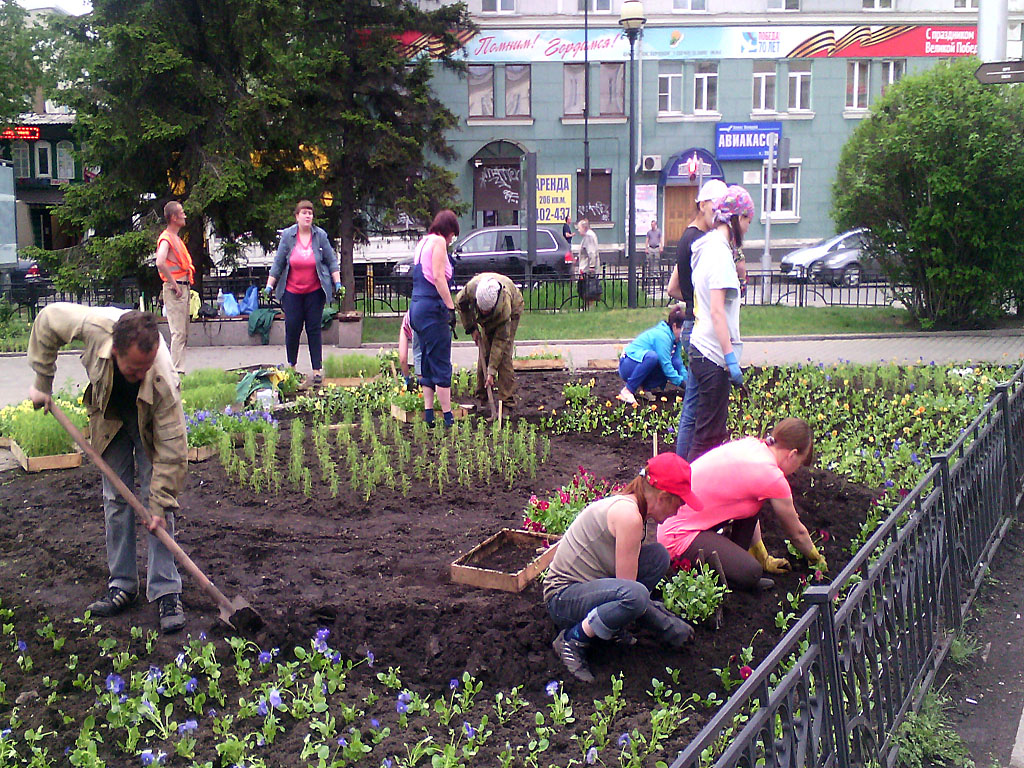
[155,200,194,374]
[27,304,188,634]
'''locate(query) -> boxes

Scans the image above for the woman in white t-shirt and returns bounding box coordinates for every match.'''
[684,185,754,462]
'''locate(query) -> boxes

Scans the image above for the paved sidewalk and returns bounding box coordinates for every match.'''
[1,329,1021,407]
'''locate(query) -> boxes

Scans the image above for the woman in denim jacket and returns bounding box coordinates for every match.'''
[265,200,341,385]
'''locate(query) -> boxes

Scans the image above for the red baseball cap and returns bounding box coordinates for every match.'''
[644,453,703,511]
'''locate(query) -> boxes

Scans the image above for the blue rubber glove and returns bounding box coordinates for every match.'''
[724,351,743,385]
[334,281,342,294]
[263,285,273,297]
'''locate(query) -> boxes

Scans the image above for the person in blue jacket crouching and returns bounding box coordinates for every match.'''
[617,304,688,404]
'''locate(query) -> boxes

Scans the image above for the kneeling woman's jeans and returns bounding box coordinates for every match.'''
[618,351,667,394]
[409,298,453,389]
[546,544,670,639]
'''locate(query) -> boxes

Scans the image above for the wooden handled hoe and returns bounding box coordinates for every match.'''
[48,399,262,633]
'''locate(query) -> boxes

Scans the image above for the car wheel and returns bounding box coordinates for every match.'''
[841,265,862,287]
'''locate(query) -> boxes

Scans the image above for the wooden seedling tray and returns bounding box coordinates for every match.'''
[513,358,566,371]
[390,404,468,423]
[187,444,217,463]
[10,441,82,472]
[587,358,619,370]
[322,375,379,388]
[0,436,11,449]
[450,529,560,592]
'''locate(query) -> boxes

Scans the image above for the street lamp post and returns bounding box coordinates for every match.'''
[620,0,646,309]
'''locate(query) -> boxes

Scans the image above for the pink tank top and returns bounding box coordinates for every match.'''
[416,234,452,284]
[285,234,320,294]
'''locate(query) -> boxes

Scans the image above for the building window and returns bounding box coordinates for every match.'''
[599,62,624,116]
[694,62,718,113]
[505,65,531,117]
[576,169,612,223]
[752,61,777,112]
[881,59,906,94]
[564,63,586,116]
[658,63,682,113]
[846,60,870,109]
[481,0,515,11]
[578,0,612,11]
[762,164,800,218]
[34,141,52,178]
[12,141,30,178]
[468,65,494,117]
[673,0,707,10]
[767,0,800,8]
[863,0,892,7]
[56,140,75,180]
[953,0,978,7]
[787,61,811,111]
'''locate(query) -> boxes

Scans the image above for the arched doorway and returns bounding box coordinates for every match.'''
[660,148,725,245]
[470,140,526,228]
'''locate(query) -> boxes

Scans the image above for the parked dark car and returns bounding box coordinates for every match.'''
[1,259,56,306]
[815,247,887,286]
[392,225,574,295]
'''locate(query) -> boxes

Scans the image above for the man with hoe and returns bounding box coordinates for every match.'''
[455,272,524,414]
[27,304,189,634]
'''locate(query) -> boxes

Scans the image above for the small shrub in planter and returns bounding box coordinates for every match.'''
[660,560,730,624]
[7,398,88,457]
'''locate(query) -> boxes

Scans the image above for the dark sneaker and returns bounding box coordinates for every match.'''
[757,577,776,591]
[552,630,595,683]
[86,586,137,617]
[158,594,186,634]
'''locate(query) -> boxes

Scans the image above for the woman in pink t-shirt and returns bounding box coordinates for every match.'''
[656,418,827,590]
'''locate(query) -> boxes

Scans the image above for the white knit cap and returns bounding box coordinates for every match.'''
[696,179,728,203]
[476,276,502,313]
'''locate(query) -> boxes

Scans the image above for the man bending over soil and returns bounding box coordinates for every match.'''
[28,304,189,634]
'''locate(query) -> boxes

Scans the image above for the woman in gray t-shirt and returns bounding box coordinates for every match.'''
[545,453,703,682]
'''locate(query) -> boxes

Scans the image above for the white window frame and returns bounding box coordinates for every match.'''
[468,65,494,118]
[761,160,801,222]
[481,0,515,12]
[953,0,979,7]
[11,141,30,178]
[56,140,75,180]
[658,64,683,114]
[563,63,587,116]
[881,59,906,94]
[693,62,718,113]
[577,0,612,12]
[752,61,777,112]
[787,62,811,112]
[673,0,707,11]
[767,0,800,9]
[863,0,893,8]
[846,60,870,110]
[34,141,52,179]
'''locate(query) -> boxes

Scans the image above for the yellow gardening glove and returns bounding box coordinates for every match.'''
[806,546,829,573]
[749,540,791,574]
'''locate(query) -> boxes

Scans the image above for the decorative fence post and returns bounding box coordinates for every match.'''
[996,382,1017,514]
[931,450,963,632]
[804,585,851,768]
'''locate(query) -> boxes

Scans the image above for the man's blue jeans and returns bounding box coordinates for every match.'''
[618,351,667,394]
[675,320,699,458]
[545,544,670,639]
[102,418,182,602]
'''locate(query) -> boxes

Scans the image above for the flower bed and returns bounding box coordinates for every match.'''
[0,365,1011,766]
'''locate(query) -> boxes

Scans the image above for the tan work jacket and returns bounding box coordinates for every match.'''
[28,303,187,519]
[455,273,524,377]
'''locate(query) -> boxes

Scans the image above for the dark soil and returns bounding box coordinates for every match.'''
[0,369,878,765]
[467,536,545,573]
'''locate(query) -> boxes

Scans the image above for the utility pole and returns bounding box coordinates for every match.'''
[583,0,591,219]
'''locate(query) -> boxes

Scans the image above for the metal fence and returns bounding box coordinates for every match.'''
[669,361,1024,768]
[351,267,906,317]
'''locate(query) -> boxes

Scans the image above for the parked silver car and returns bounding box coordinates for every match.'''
[779,229,867,282]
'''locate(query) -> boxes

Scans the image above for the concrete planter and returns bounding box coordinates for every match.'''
[160,312,362,348]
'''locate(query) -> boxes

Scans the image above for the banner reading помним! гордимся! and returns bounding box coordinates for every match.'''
[458,25,977,62]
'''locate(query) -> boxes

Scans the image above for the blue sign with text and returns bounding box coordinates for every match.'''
[716,122,782,161]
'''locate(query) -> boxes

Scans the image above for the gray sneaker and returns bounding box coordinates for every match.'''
[86,586,137,617]
[158,594,186,634]
[552,630,595,683]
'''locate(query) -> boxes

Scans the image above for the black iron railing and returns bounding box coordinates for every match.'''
[669,361,1024,768]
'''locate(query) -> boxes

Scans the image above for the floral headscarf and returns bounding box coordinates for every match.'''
[711,185,755,224]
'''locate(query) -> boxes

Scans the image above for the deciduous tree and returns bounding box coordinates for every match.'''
[832,57,1024,328]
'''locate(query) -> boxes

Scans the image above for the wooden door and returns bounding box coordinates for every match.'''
[664,186,697,247]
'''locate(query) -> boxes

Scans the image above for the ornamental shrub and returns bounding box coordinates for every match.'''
[661,561,729,624]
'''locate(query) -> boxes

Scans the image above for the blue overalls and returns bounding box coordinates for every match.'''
[409,236,454,389]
